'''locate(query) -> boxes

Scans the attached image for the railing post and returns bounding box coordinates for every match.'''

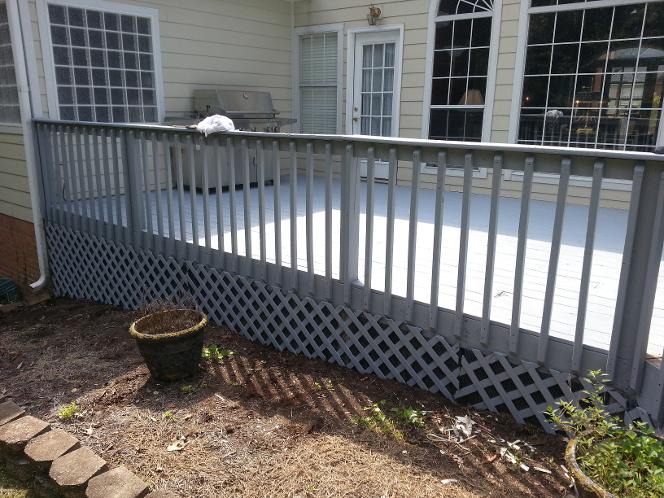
[340,143,360,304]
[122,129,144,246]
[610,162,664,393]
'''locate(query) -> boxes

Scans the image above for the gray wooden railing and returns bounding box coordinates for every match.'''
[33,119,664,427]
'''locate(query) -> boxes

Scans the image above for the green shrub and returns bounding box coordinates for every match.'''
[546,370,664,497]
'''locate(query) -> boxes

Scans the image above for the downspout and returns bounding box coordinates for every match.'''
[7,0,49,291]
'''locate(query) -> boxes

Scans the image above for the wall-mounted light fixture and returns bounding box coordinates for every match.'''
[367,4,382,26]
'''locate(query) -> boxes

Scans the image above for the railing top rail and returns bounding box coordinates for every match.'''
[33,118,664,163]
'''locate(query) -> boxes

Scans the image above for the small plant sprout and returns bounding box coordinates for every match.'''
[202,344,235,363]
[352,401,403,440]
[391,406,426,428]
[179,384,194,394]
[57,401,81,421]
[162,410,174,420]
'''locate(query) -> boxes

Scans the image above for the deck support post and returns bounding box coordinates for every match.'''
[340,144,360,304]
[610,164,664,398]
[122,129,144,247]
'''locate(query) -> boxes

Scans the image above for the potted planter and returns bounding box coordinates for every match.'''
[565,434,615,498]
[130,308,208,381]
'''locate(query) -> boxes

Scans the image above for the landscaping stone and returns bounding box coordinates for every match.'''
[50,447,108,497]
[24,428,80,469]
[0,400,24,426]
[86,466,149,498]
[0,415,50,453]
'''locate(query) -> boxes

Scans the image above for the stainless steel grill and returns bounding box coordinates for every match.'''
[193,89,296,132]
[163,89,294,190]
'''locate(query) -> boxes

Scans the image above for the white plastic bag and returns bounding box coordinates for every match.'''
[195,114,235,137]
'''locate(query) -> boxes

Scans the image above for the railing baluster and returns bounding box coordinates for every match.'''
[241,139,252,274]
[630,172,664,389]
[306,142,315,293]
[364,147,376,310]
[273,140,282,279]
[455,152,474,338]
[324,143,333,298]
[84,128,98,235]
[101,129,113,239]
[162,133,175,244]
[174,135,187,255]
[141,132,154,249]
[429,151,447,329]
[214,137,225,264]
[480,154,503,344]
[509,156,534,354]
[64,126,76,230]
[188,135,199,255]
[151,132,164,249]
[257,140,267,272]
[91,128,104,235]
[538,158,571,364]
[227,137,239,269]
[201,138,212,259]
[289,141,298,291]
[72,128,90,230]
[607,165,644,375]
[111,129,123,240]
[571,161,604,372]
[384,148,397,315]
[406,149,421,321]
[53,125,65,226]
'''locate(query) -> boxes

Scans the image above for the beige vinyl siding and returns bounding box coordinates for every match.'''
[491,0,521,143]
[28,0,293,122]
[0,130,32,222]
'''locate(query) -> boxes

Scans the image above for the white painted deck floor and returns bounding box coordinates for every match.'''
[132,175,664,356]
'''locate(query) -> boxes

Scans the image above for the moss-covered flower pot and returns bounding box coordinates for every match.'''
[130,309,208,381]
[565,436,616,498]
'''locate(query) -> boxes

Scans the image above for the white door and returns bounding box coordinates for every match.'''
[351,30,401,179]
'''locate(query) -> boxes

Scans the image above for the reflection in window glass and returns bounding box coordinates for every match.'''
[429,1,494,141]
[519,1,664,151]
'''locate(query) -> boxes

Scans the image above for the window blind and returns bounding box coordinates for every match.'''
[299,32,338,134]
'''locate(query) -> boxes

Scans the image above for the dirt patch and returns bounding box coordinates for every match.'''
[0,298,570,497]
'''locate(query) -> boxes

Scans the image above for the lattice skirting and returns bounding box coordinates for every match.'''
[45,223,647,432]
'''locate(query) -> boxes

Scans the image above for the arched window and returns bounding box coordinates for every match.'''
[428,0,495,142]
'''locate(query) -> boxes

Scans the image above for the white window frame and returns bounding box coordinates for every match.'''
[292,23,344,134]
[36,0,165,123]
[0,0,20,129]
[509,0,664,149]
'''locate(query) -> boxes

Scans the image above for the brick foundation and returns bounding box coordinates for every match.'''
[0,213,39,286]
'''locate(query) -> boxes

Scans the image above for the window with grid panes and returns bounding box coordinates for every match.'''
[428,0,494,142]
[519,0,664,151]
[46,2,158,123]
[0,2,20,124]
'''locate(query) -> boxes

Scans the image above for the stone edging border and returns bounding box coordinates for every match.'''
[0,399,174,498]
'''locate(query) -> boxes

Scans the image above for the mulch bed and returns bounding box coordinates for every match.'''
[0,298,571,497]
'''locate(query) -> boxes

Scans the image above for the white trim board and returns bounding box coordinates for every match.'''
[36,0,165,123]
[291,23,344,134]
[345,24,404,137]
